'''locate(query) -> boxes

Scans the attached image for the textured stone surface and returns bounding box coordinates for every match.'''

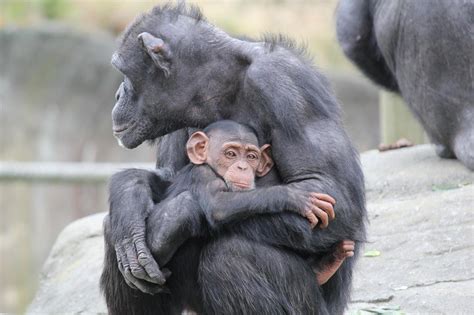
[349,145,474,314]
[27,145,474,314]
[27,213,107,314]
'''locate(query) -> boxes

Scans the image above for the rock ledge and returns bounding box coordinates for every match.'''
[27,145,474,314]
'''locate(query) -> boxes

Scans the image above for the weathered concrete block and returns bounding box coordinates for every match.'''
[27,213,107,314]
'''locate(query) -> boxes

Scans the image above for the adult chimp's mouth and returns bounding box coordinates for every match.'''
[112,120,146,149]
[113,121,136,136]
[113,125,128,134]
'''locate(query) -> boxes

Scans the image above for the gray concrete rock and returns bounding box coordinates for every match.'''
[27,145,474,314]
[27,213,107,315]
[350,145,474,314]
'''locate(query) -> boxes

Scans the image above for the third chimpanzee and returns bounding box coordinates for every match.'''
[336,0,474,169]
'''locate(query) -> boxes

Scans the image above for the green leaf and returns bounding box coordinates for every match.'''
[363,250,381,257]
[431,183,461,191]
[353,305,405,315]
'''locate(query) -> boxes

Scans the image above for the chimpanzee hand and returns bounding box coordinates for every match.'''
[113,214,171,294]
[333,240,355,260]
[289,192,336,229]
[315,240,355,285]
[306,193,336,228]
[107,169,171,294]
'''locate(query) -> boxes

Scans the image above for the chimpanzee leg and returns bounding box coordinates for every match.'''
[320,243,360,315]
[336,0,399,92]
[163,239,205,314]
[453,124,474,171]
[101,216,181,315]
[199,236,329,315]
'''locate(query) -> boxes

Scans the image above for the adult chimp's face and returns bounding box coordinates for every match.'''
[111,29,188,149]
[111,19,222,149]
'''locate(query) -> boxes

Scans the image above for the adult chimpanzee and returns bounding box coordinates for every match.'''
[102,120,352,313]
[336,0,474,170]
[102,3,366,315]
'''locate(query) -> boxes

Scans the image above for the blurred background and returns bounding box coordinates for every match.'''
[0,0,424,313]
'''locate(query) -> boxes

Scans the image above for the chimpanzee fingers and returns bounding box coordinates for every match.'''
[341,240,355,249]
[311,193,336,205]
[340,248,354,258]
[304,209,318,228]
[311,197,335,220]
[342,245,355,252]
[115,245,126,275]
[121,266,140,290]
[337,240,355,258]
[341,242,355,256]
[129,277,167,295]
[135,239,167,285]
[309,204,329,228]
[124,272,166,295]
[161,268,172,280]
[115,245,139,290]
[124,242,159,284]
[121,246,164,294]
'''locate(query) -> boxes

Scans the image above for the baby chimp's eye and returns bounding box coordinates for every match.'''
[247,153,258,160]
[225,150,237,158]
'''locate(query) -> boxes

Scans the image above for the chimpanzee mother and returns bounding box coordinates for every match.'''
[102,3,366,315]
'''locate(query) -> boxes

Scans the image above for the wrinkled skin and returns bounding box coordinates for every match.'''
[336,0,474,170]
[101,3,366,315]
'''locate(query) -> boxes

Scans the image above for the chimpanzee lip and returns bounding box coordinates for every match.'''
[113,121,136,135]
[233,182,251,189]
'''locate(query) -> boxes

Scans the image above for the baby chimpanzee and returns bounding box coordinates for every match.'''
[146,120,353,286]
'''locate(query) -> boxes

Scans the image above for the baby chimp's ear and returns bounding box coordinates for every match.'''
[186,131,209,165]
[256,144,274,177]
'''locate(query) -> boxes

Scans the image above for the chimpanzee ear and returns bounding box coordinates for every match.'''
[137,32,172,77]
[256,144,274,177]
[186,131,209,165]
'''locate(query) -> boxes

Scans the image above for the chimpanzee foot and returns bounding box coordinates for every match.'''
[435,144,456,159]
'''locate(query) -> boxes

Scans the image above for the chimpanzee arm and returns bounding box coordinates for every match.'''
[211,134,366,255]
[198,180,334,229]
[186,165,330,229]
[336,0,399,92]
[146,190,207,267]
[106,168,172,291]
[232,60,367,256]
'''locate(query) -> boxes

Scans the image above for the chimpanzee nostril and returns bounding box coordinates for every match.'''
[237,162,248,170]
[115,82,124,101]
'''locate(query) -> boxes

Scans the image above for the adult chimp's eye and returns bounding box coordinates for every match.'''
[225,150,237,158]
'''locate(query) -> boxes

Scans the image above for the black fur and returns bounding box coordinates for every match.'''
[102,3,367,314]
[336,0,474,170]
